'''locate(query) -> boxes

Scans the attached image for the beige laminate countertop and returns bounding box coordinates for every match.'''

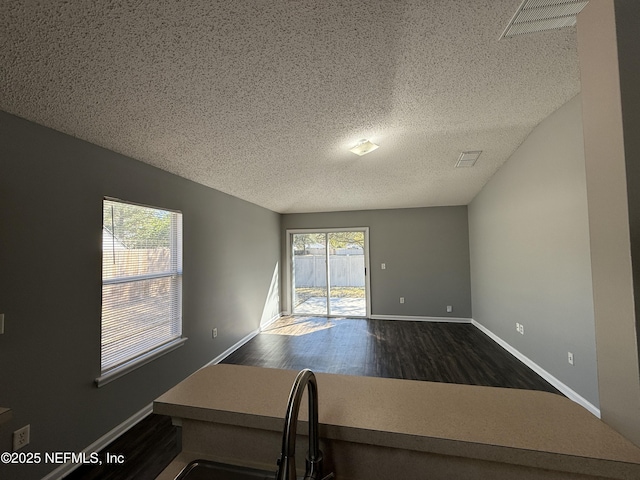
[154,364,640,477]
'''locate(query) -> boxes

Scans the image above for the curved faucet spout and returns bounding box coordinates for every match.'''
[276,369,324,480]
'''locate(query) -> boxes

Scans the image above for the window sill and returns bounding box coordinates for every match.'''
[95,337,188,388]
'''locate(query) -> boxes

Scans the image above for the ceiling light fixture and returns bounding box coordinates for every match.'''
[455,150,482,168]
[349,139,379,156]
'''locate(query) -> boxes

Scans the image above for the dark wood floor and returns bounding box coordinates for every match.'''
[63,414,180,480]
[222,316,561,394]
[64,316,559,479]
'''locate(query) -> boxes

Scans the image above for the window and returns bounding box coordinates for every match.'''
[97,198,184,386]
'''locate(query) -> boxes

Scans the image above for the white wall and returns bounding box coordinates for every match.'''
[468,95,599,407]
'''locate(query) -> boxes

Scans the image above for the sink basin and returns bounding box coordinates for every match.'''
[174,459,275,480]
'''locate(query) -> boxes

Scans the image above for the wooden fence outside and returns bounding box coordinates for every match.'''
[294,254,365,287]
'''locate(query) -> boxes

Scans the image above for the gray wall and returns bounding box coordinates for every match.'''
[0,111,281,479]
[618,1,640,363]
[577,0,640,444]
[282,207,472,318]
[468,95,599,407]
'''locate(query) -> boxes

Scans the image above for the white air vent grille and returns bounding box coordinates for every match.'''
[501,0,589,38]
[456,151,482,168]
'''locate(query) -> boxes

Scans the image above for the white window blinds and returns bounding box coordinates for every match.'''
[101,199,183,377]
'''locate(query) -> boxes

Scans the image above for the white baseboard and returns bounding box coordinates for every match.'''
[201,330,261,369]
[370,314,472,323]
[42,317,282,480]
[471,319,601,418]
[200,313,284,369]
[46,314,598,480]
[260,312,283,330]
[41,404,153,480]
[202,313,285,370]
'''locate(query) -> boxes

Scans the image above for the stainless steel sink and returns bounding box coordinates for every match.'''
[174,459,274,480]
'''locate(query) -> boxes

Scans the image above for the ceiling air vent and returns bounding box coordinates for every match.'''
[501,0,589,38]
[456,151,482,168]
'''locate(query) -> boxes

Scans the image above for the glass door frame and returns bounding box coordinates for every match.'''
[285,227,371,318]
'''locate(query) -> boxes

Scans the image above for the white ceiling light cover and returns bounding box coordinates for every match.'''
[349,140,380,156]
[501,0,589,38]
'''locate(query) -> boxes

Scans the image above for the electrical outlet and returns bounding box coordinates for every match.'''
[568,352,574,365]
[516,322,520,332]
[446,305,453,313]
[212,328,218,339]
[516,323,524,335]
[381,263,386,270]
[13,425,30,451]
[399,297,405,304]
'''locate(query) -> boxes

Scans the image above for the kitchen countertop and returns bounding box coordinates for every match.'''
[154,364,640,478]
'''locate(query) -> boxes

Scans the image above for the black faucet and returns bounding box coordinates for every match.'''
[275,369,333,480]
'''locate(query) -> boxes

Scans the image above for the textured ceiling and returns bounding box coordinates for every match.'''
[0,1,581,213]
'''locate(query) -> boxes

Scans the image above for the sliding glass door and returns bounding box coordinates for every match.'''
[290,229,369,317]
[291,232,328,315]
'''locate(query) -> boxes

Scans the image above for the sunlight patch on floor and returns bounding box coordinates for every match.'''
[262,316,337,336]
